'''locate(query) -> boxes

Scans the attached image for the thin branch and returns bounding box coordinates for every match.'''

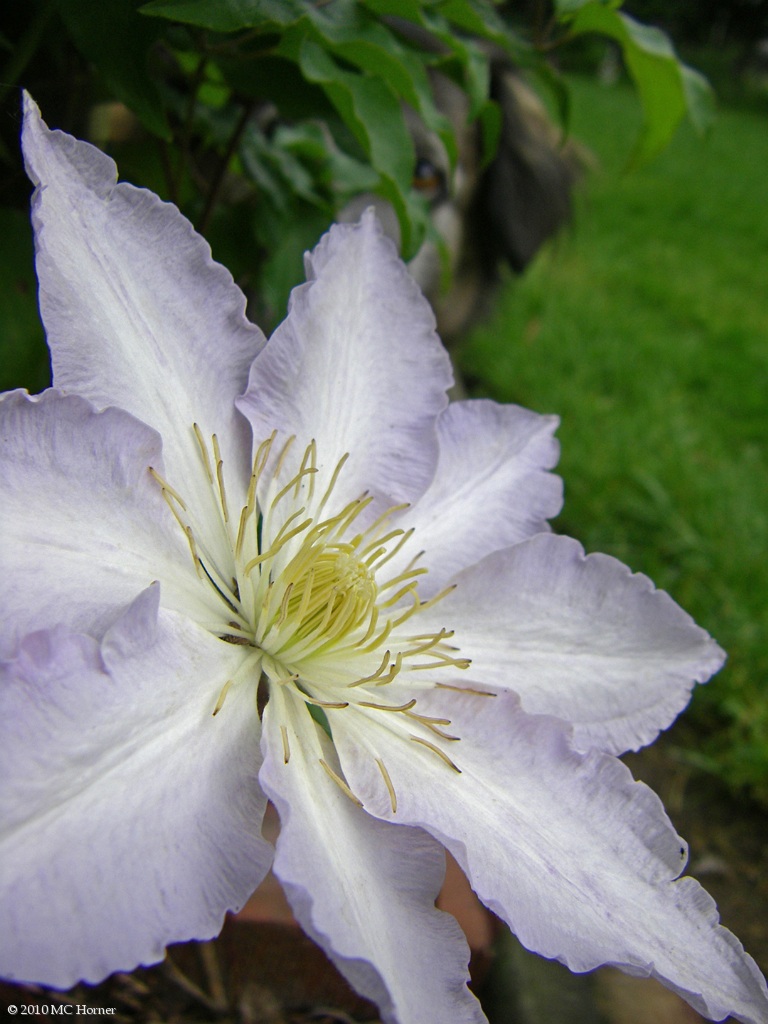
[173,52,209,199]
[198,100,254,236]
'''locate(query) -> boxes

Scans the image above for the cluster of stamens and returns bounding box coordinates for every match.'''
[149,425,488,812]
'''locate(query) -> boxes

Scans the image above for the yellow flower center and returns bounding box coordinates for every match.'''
[149,425,480,810]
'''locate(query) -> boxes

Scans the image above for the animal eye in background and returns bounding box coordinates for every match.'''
[413,157,447,204]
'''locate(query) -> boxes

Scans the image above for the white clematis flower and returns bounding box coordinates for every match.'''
[1,95,767,1024]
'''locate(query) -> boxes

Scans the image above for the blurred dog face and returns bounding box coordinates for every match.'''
[341,63,582,346]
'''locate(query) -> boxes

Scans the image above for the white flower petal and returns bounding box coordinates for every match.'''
[259,686,485,1024]
[21,94,263,554]
[237,211,453,516]
[396,399,562,592]
[333,691,768,1024]
[0,390,216,657]
[0,586,271,988]
[419,533,724,754]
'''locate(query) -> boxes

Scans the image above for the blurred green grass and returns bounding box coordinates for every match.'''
[459,74,768,803]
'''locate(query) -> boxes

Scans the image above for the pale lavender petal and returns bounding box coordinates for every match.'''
[0,390,218,657]
[259,686,485,1024]
[418,533,724,754]
[21,94,263,557]
[0,586,271,988]
[396,399,562,593]
[333,692,768,1024]
[237,211,453,516]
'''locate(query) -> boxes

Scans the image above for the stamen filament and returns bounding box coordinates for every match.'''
[417,583,458,612]
[271,465,318,511]
[356,618,393,654]
[272,434,297,480]
[390,596,421,629]
[246,431,277,511]
[316,452,349,518]
[348,648,391,687]
[380,582,418,609]
[400,630,454,657]
[354,605,380,648]
[185,526,204,579]
[200,559,240,615]
[361,528,404,561]
[354,502,410,548]
[297,441,317,502]
[277,583,294,627]
[295,568,315,626]
[235,505,250,560]
[374,651,403,686]
[368,528,415,572]
[378,567,428,592]
[403,710,460,741]
[244,513,311,575]
[212,434,230,524]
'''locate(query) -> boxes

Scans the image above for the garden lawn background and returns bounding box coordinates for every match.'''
[459,73,768,804]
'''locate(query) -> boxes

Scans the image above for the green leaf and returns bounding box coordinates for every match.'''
[531,60,572,139]
[58,0,170,139]
[554,0,621,14]
[291,36,420,250]
[359,0,432,18]
[564,4,711,165]
[681,63,716,136]
[276,122,380,199]
[140,0,308,31]
[306,701,332,738]
[239,122,327,211]
[217,54,333,121]
[438,0,525,55]
[375,173,431,259]
[305,2,457,165]
[420,11,490,118]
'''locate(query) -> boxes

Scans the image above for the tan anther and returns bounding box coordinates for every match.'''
[302,694,350,710]
[318,759,364,807]
[435,683,497,697]
[376,758,398,814]
[357,698,417,713]
[192,423,214,484]
[148,466,188,510]
[212,679,233,717]
[410,736,461,773]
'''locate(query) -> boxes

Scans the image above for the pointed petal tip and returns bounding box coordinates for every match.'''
[20,91,44,184]
[242,206,453,513]
[21,89,38,122]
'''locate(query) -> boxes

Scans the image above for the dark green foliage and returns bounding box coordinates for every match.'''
[0,0,709,328]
